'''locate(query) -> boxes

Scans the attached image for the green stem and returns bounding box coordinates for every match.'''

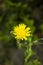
[25,43,32,63]
[17,40,22,48]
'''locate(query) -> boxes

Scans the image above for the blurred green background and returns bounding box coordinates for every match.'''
[0,0,43,65]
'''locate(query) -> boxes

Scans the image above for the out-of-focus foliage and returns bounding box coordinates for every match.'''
[26,59,41,65]
[0,0,43,65]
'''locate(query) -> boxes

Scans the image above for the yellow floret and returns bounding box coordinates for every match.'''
[13,24,31,40]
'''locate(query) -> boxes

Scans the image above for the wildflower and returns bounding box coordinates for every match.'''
[13,24,31,40]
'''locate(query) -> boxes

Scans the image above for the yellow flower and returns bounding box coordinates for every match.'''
[13,24,31,40]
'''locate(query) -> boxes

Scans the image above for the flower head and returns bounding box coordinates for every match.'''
[13,24,31,40]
